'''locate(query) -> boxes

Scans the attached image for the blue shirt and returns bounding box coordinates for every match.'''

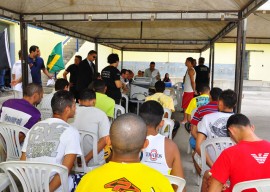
[28,56,45,85]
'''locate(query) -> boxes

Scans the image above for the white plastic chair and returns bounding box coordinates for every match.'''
[121,94,129,113]
[232,179,270,192]
[0,161,69,192]
[39,108,53,120]
[0,173,11,191]
[173,82,183,111]
[163,108,172,119]
[114,104,125,120]
[198,137,235,191]
[0,122,29,161]
[73,130,100,173]
[159,118,175,139]
[165,175,186,192]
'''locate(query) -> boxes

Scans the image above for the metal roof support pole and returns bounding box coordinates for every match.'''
[20,14,29,91]
[234,18,247,113]
[208,45,213,88]
[95,39,98,72]
[211,44,215,89]
[121,49,124,70]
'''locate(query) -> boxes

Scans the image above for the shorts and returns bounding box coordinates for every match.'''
[182,92,194,109]
[189,136,196,150]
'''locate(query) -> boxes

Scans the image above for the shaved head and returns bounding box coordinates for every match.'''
[110,113,147,155]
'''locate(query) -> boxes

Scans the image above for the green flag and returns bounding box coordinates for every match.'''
[47,42,65,73]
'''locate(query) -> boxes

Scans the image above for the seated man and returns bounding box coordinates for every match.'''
[38,78,69,113]
[207,114,270,192]
[21,90,82,192]
[0,83,42,129]
[145,80,179,138]
[185,84,210,123]
[72,89,110,165]
[120,69,129,94]
[196,89,237,168]
[92,79,115,119]
[145,80,175,112]
[189,87,222,149]
[139,100,185,191]
[76,113,174,191]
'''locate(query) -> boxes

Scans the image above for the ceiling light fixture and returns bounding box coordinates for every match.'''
[221,13,225,21]
[88,15,93,21]
[150,14,155,21]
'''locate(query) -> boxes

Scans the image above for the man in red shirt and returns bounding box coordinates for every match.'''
[207,114,270,192]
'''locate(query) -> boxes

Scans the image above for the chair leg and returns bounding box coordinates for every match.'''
[187,143,191,154]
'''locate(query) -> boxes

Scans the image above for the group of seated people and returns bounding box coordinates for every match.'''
[0,78,185,191]
[179,80,270,191]
[1,67,270,191]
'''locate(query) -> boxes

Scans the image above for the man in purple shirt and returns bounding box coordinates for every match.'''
[0,83,43,129]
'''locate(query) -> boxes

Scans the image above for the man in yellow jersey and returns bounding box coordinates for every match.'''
[76,113,174,192]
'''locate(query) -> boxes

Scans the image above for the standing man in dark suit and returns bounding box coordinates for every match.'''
[77,50,97,95]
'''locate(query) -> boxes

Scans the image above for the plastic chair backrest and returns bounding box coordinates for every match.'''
[232,179,270,192]
[163,108,172,119]
[39,108,53,120]
[174,82,182,89]
[159,118,175,139]
[0,173,11,191]
[0,122,29,161]
[121,94,129,113]
[165,175,186,192]
[200,137,235,176]
[73,130,99,173]
[0,161,68,192]
[114,104,125,119]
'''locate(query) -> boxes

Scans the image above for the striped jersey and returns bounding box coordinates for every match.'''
[190,101,218,126]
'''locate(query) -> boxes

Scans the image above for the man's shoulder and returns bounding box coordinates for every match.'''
[34,118,76,131]
[97,93,115,102]
[3,99,31,109]
[164,136,178,151]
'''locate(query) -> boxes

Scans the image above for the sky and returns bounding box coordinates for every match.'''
[258,1,270,10]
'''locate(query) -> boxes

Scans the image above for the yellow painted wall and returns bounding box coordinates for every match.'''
[247,44,270,81]
[11,24,66,64]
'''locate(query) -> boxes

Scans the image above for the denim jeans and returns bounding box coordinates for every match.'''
[0,69,5,87]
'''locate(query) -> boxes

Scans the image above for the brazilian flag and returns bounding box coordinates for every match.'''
[47,42,65,73]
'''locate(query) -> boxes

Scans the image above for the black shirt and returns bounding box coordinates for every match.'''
[101,66,121,102]
[66,64,79,85]
[195,65,210,85]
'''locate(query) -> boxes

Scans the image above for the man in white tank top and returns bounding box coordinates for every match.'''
[139,100,186,192]
[181,57,197,124]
